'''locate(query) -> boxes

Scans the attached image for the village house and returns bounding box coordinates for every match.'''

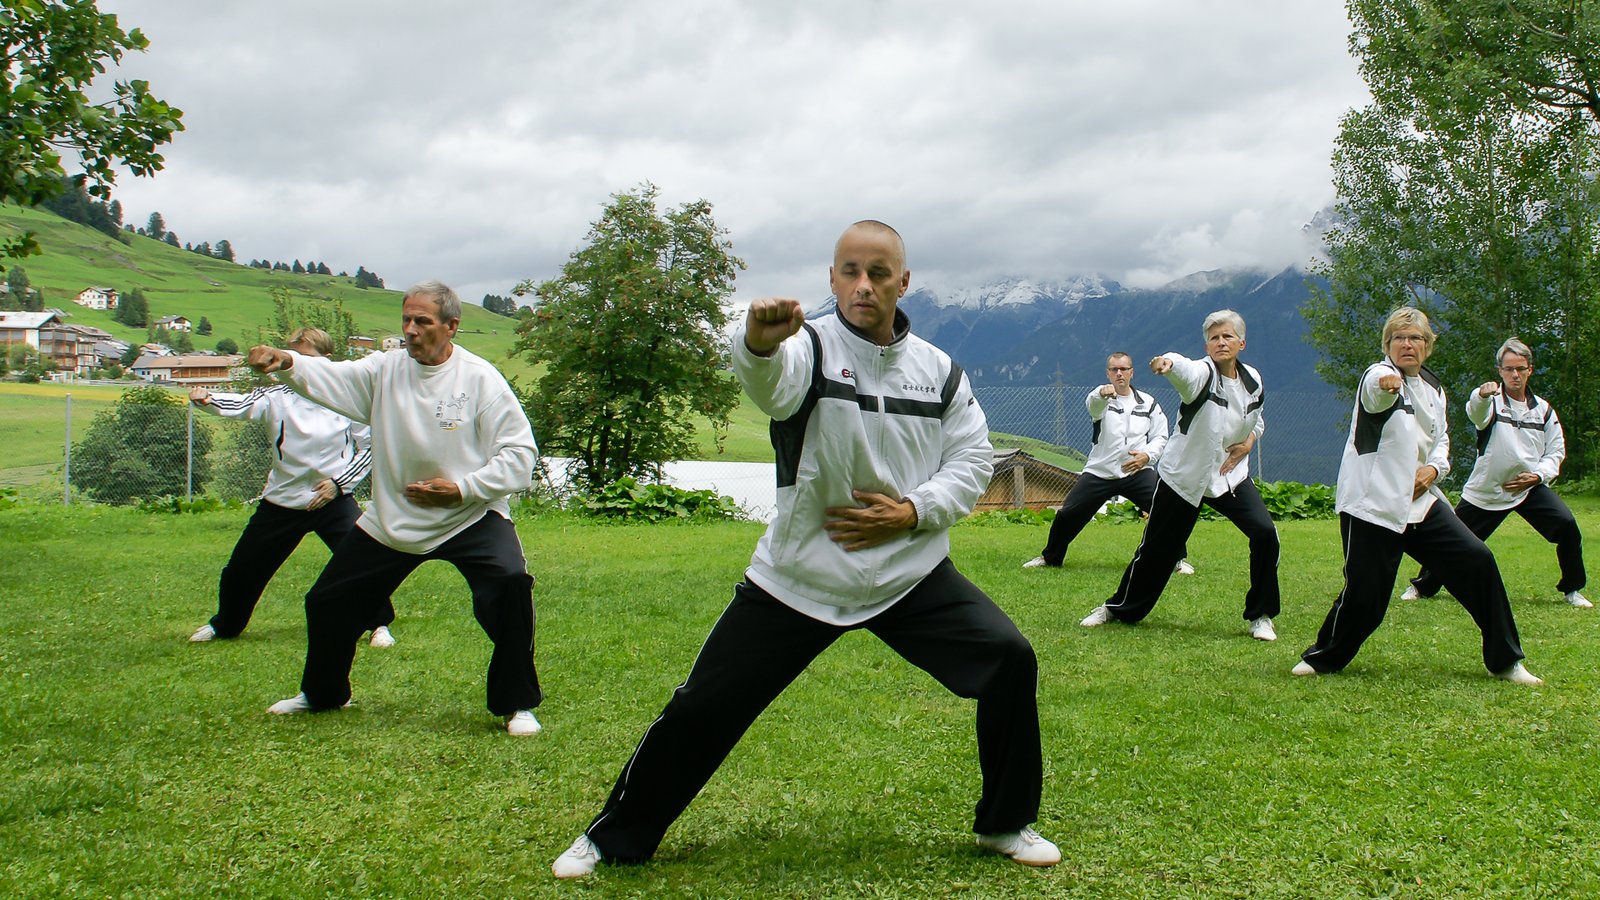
[153,315,192,332]
[0,310,63,350]
[130,352,243,387]
[380,335,403,351]
[74,287,119,310]
[37,324,117,375]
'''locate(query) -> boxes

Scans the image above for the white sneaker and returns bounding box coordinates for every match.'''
[1291,661,1318,676]
[1080,605,1113,627]
[506,710,542,736]
[551,834,602,879]
[369,626,396,648]
[189,624,216,642]
[1248,616,1277,642]
[976,827,1061,867]
[1566,591,1593,609]
[267,693,314,715]
[1400,585,1421,601]
[1021,556,1050,569]
[1173,559,1196,575]
[1496,662,1544,686]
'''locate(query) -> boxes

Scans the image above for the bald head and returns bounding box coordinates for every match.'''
[837,220,906,269]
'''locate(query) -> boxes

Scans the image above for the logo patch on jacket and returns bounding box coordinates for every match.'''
[436,392,470,430]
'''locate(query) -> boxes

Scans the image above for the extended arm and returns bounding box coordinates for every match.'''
[273,351,379,425]
[732,298,815,421]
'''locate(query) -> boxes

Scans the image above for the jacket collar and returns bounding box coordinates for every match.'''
[836,308,911,348]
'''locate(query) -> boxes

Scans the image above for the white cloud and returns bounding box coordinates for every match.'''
[94,0,1368,303]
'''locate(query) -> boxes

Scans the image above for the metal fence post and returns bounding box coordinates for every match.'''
[186,401,194,503]
[63,393,72,506]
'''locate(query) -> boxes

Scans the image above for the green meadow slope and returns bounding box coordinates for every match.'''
[0,203,526,378]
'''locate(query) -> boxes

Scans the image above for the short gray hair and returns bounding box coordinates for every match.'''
[405,279,462,322]
[1497,337,1532,368]
[1202,309,1246,341]
[1381,307,1435,354]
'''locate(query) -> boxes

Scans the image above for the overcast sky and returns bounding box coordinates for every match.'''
[94,1,1369,306]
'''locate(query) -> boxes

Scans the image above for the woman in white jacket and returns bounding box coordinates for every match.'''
[188,328,386,645]
[1079,310,1279,641]
[1295,308,1540,683]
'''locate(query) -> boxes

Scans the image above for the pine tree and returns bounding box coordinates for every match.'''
[145,211,166,240]
[108,200,123,227]
[196,316,212,335]
[292,260,304,274]
[163,232,179,247]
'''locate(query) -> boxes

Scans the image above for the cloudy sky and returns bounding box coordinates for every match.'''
[95,1,1369,306]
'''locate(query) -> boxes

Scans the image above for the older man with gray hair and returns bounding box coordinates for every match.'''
[1404,336,1587,608]
[243,280,545,735]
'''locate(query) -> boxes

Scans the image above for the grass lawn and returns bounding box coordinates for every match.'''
[3,498,1599,897]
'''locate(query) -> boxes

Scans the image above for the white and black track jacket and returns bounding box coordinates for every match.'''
[1081,387,1168,480]
[1335,359,1451,533]
[1461,389,1565,511]
[1154,354,1265,507]
[732,311,993,626]
[199,385,372,508]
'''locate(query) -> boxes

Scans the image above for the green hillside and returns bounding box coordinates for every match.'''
[0,203,527,379]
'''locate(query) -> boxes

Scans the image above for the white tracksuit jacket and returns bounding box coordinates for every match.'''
[1335,359,1451,533]
[1081,387,1168,481]
[1155,354,1265,507]
[1461,389,1565,511]
[199,385,372,508]
[731,311,993,626]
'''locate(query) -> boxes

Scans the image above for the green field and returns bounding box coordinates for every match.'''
[3,498,1598,896]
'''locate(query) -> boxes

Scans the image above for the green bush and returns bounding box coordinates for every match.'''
[582,476,746,523]
[1255,480,1336,520]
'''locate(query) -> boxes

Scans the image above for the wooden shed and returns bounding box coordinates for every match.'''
[977,448,1077,512]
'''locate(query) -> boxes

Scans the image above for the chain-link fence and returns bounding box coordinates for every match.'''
[2,383,1354,511]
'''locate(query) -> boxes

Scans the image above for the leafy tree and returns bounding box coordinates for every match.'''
[0,1,183,267]
[114,286,148,327]
[353,265,384,289]
[511,182,744,492]
[481,293,518,316]
[1306,0,1600,478]
[268,287,360,360]
[195,315,212,335]
[145,210,165,240]
[71,383,212,504]
[1350,0,1600,130]
[118,342,140,365]
[3,266,28,310]
[37,173,119,238]
[215,337,238,355]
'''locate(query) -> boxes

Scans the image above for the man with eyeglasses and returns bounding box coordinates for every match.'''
[1022,352,1192,575]
[1402,337,1587,608]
